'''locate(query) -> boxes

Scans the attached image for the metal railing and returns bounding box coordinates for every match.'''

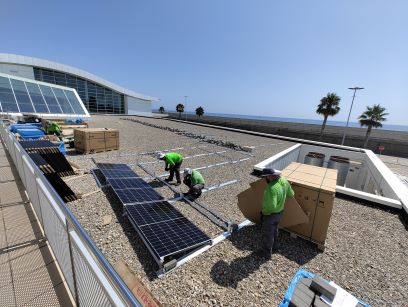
[0,121,141,307]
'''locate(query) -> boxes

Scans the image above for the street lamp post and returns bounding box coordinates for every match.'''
[341,87,364,145]
[184,95,188,121]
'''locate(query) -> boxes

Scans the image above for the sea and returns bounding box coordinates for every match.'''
[162,111,408,132]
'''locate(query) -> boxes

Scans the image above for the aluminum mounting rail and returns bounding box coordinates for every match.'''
[139,150,228,165]
[156,219,252,277]
[137,163,238,230]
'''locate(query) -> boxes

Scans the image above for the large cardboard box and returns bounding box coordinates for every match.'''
[282,162,337,245]
[237,179,309,228]
[74,128,119,153]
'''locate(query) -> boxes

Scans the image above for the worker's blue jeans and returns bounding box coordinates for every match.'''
[261,211,283,256]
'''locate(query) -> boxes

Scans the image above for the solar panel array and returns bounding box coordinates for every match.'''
[97,163,211,261]
[0,73,89,117]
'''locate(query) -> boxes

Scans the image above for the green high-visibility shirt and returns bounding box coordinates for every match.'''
[48,122,61,133]
[191,170,205,185]
[164,152,183,166]
[261,177,294,215]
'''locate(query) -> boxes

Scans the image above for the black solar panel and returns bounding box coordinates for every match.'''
[98,162,211,263]
[114,188,163,204]
[139,218,212,259]
[108,177,151,190]
[97,163,132,171]
[100,169,139,179]
[20,140,58,149]
[126,201,184,226]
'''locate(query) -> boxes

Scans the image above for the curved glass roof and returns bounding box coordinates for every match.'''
[0,72,89,117]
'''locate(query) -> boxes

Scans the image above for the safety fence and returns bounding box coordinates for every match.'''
[0,121,141,307]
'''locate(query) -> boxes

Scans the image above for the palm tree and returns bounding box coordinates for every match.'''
[195,106,204,117]
[158,106,165,113]
[359,104,388,148]
[176,103,184,119]
[316,93,341,137]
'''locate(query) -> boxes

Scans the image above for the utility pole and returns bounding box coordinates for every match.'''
[341,87,364,145]
[184,95,188,121]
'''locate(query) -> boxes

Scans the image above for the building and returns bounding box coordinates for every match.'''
[0,53,157,115]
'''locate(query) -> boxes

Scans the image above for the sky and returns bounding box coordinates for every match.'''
[1,0,407,125]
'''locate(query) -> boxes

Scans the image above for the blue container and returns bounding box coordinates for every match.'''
[10,124,39,133]
[16,128,45,140]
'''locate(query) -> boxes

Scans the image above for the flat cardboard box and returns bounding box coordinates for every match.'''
[237,179,308,227]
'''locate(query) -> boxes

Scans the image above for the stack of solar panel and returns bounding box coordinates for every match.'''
[20,140,75,176]
[20,140,77,202]
[97,163,212,262]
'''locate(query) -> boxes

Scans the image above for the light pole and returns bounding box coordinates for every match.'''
[184,95,188,121]
[341,87,364,145]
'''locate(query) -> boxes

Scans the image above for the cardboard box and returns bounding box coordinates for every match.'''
[237,179,309,228]
[283,162,337,245]
[74,128,119,153]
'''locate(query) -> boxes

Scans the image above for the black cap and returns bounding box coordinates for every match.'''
[259,168,282,177]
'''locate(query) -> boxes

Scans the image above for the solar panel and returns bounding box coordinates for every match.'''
[114,187,163,204]
[19,140,58,149]
[0,72,89,117]
[98,162,212,264]
[126,201,183,226]
[138,218,212,259]
[97,163,132,171]
[108,177,151,190]
[99,169,140,179]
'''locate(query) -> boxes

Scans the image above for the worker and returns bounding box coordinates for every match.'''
[255,168,294,260]
[47,121,62,136]
[157,152,183,185]
[183,168,205,199]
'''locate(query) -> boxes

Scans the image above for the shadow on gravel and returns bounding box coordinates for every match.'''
[148,180,167,188]
[104,188,159,281]
[210,224,319,288]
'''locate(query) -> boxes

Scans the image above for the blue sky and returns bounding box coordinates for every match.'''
[1,0,407,125]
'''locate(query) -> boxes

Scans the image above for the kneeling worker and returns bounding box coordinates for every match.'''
[158,152,183,185]
[255,168,294,260]
[183,168,205,199]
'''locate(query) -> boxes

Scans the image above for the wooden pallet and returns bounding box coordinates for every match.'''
[282,228,325,251]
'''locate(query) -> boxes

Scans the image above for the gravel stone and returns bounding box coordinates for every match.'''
[62,115,408,307]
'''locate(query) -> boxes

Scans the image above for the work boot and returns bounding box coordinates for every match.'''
[164,178,172,182]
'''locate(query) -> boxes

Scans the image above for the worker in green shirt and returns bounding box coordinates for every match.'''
[47,122,62,136]
[183,168,205,199]
[255,168,295,260]
[157,152,183,185]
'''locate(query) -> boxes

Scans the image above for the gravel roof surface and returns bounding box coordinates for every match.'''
[65,115,408,307]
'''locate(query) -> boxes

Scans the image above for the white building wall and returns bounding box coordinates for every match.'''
[126,96,152,114]
[0,64,35,79]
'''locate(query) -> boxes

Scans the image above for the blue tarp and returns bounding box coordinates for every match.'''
[279,268,370,307]
[9,124,40,133]
[64,118,84,123]
[57,141,66,155]
[16,128,45,140]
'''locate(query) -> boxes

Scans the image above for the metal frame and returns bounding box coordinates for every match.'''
[156,219,252,278]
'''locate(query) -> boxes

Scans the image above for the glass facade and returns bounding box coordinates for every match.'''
[33,67,125,114]
[0,75,87,115]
